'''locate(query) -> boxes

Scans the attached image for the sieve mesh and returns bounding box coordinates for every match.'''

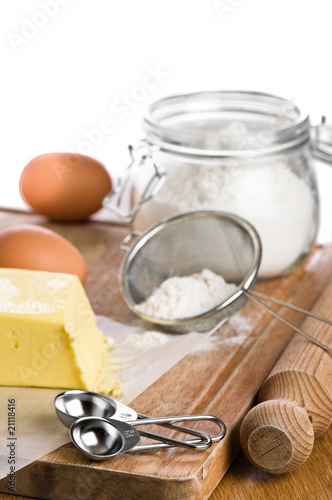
[120,211,261,333]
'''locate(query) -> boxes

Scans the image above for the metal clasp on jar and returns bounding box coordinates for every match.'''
[103,142,166,223]
[311,116,332,164]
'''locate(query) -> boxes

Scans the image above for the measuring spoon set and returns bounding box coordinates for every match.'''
[54,390,226,461]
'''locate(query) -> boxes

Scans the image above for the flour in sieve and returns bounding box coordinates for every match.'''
[134,268,237,320]
[133,160,314,277]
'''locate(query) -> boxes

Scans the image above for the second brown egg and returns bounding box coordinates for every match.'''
[0,224,87,283]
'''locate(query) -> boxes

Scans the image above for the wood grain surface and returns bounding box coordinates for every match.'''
[0,210,332,499]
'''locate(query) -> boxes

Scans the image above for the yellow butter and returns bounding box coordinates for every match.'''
[0,268,122,396]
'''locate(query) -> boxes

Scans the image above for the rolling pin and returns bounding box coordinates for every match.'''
[240,276,332,474]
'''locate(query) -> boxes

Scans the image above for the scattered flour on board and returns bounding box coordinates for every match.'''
[192,315,253,353]
[134,268,237,320]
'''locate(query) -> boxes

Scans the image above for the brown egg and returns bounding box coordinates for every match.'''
[20,153,112,221]
[0,225,87,283]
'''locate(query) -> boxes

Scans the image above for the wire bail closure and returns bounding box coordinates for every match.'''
[311,115,332,165]
[102,142,167,223]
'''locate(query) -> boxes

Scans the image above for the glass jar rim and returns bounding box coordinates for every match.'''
[142,90,310,158]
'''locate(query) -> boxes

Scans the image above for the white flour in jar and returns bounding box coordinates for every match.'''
[133,160,314,277]
[134,268,237,320]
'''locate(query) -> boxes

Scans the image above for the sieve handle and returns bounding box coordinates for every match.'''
[120,231,141,251]
[102,143,166,223]
[244,289,332,353]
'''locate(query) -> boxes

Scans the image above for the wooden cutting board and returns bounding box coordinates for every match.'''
[1,211,332,499]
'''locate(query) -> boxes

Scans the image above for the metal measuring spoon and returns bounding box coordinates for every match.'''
[55,391,213,450]
[70,417,142,461]
[55,390,137,428]
[54,390,226,448]
[70,415,216,461]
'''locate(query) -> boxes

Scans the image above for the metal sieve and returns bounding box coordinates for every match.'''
[120,210,260,333]
[119,210,332,353]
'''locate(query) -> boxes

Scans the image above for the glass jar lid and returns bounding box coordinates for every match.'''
[142,91,310,158]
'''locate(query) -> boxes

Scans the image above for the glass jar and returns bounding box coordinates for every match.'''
[104,91,324,279]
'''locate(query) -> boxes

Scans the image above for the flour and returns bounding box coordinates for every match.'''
[0,278,19,298]
[192,315,253,353]
[46,278,69,290]
[133,160,315,277]
[134,268,237,320]
[121,331,174,349]
[0,276,67,313]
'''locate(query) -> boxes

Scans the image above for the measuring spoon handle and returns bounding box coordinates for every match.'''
[132,414,226,450]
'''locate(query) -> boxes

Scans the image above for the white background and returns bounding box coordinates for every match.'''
[1,0,332,239]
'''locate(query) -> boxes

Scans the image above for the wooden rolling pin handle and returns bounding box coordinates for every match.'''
[240,400,314,474]
[240,276,332,474]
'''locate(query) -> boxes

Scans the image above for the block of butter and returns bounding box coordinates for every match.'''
[0,268,122,396]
